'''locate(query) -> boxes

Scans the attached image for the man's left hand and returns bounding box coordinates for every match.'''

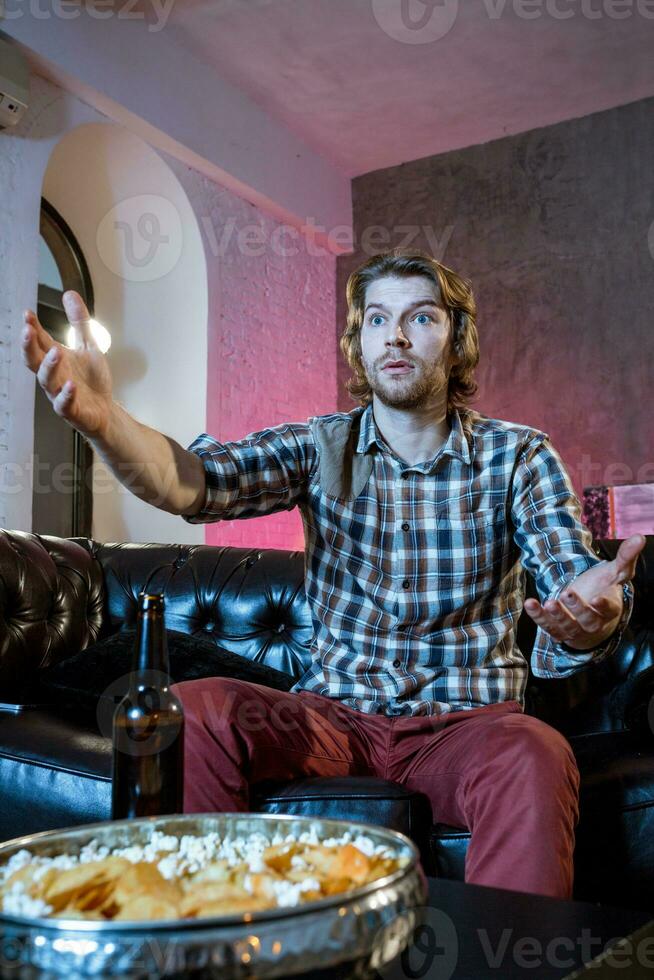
[524,533,646,651]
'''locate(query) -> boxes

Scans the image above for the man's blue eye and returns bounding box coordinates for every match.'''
[368,312,431,326]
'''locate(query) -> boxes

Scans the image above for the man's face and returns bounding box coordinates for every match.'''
[360,274,454,411]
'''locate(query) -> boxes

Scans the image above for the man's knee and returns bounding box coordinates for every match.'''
[510,717,580,802]
[483,714,580,789]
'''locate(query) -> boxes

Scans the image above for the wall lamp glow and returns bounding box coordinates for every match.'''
[65,318,112,354]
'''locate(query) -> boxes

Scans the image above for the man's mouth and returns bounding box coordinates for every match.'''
[382,359,414,375]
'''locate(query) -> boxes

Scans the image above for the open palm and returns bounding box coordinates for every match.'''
[22,291,113,441]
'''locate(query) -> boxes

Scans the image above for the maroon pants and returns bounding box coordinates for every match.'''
[170,678,580,899]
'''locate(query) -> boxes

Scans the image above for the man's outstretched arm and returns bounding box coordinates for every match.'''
[22,290,206,517]
[523,533,643,651]
[510,432,642,677]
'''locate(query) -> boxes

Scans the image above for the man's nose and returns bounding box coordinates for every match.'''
[385,320,410,345]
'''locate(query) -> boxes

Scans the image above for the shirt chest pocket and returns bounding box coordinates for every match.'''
[434,502,509,582]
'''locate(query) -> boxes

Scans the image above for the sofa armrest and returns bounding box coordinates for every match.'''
[608,661,654,735]
[0,531,105,700]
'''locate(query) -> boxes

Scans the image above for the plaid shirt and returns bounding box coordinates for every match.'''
[183,405,633,717]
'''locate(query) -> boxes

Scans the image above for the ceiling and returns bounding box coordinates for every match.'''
[122,0,654,177]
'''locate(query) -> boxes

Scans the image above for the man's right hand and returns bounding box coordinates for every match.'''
[22,291,114,441]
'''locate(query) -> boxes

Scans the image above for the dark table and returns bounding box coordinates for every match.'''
[363,876,654,980]
[2,876,651,979]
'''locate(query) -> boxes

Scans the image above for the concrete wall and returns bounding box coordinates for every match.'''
[189,162,338,553]
[337,96,654,499]
[1,73,338,549]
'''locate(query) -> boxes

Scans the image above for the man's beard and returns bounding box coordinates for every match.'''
[364,357,449,410]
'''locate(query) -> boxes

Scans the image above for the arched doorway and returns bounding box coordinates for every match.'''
[32,198,95,537]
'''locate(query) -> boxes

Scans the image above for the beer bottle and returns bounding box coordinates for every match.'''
[111,592,184,819]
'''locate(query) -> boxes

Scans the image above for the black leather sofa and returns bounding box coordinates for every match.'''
[0,530,652,912]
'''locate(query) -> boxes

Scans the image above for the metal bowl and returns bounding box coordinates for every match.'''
[0,812,427,978]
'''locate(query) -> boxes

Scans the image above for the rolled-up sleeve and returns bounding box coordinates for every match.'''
[510,432,633,678]
[181,420,317,524]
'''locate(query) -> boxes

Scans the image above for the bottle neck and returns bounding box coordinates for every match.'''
[132,607,170,677]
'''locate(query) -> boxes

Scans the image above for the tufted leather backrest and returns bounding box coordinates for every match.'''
[0,529,651,736]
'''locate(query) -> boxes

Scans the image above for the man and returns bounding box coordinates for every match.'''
[22,247,643,899]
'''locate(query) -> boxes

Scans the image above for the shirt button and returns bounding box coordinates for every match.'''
[392,659,401,668]
[401,522,410,531]
[402,579,410,589]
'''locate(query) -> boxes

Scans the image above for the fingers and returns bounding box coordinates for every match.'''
[52,379,76,419]
[21,310,54,372]
[36,344,65,398]
[558,588,616,633]
[63,290,96,350]
[614,534,646,584]
[524,596,580,644]
[524,585,622,648]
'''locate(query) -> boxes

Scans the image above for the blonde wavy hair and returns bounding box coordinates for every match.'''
[340,247,480,414]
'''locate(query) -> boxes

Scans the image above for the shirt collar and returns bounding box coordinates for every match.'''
[355,402,473,468]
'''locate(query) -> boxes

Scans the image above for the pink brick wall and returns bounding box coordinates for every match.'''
[194,187,338,552]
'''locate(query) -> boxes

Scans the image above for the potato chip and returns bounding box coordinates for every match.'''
[262,843,299,873]
[184,859,230,887]
[114,895,181,921]
[180,882,253,917]
[114,862,181,910]
[45,861,123,912]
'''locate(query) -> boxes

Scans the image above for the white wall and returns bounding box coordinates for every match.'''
[42,121,209,544]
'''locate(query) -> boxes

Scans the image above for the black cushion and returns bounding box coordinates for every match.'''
[35,627,294,724]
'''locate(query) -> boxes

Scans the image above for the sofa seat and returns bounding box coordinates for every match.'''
[0,710,434,865]
[0,709,112,840]
[429,729,654,908]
